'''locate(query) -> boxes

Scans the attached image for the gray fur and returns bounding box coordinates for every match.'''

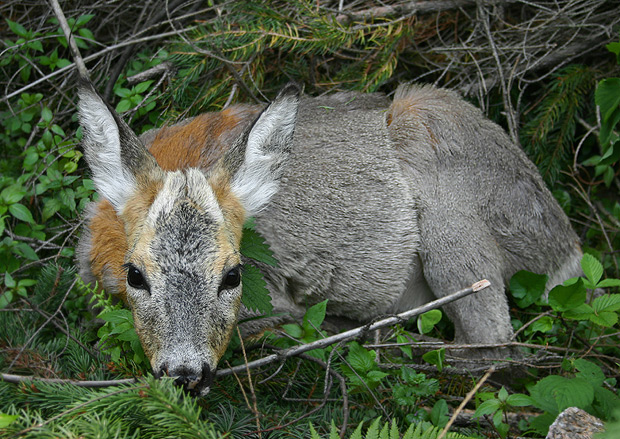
[78,83,583,392]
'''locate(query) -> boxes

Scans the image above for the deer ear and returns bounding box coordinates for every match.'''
[228,84,300,216]
[77,80,161,213]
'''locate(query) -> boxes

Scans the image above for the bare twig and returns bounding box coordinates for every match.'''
[0,373,138,387]
[48,0,88,78]
[216,280,488,379]
[438,364,497,439]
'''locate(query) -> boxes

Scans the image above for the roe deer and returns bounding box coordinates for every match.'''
[77,81,583,395]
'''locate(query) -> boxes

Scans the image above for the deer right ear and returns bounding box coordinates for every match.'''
[228,84,301,216]
[77,81,161,213]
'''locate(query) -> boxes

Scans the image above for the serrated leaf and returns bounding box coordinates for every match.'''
[597,278,620,288]
[510,270,548,308]
[548,278,586,311]
[347,341,375,374]
[596,78,620,124]
[9,203,35,224]
[349,421,364,439]
[593,294,620,312]
[240,222,278,267]
[581,253,603,287]
[574,359,606,387]
[308,422,321,439]
[563,303,594,320]
[365,417,382,439]
[241,263,272,314]
[589,310,618,327]
[417,309,442,334]
[531,375,594,413]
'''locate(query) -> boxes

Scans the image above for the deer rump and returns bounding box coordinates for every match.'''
[77,83,583,394]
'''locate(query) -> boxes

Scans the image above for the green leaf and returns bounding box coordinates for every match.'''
[563,303,594,321]
[474,399,501,417]
[510,270,548,308]
[422,348,445,372]
[548,278,586,312]
[1,185,27,204]
[574,359,606,387]
[530,375,594,413]
[240,221,278,266]
[135,80,154,94]
[430,399,449,428]
[506,393,535,407]
[303,299,327,331]
[593,294,620,312]
[589,310,618,327]
[596,78,620,124]
[7,19,29,38]
[14,243,39,261]
[116,99,132,113]
[530,316,554,334]
[98,309,133,324]
[0,413,18,428]
[4,272,16,288]
[41,106,53,123]
[8,203,35,224]
[417,309,442,334]
[282,323,303,338]
[241,263,272,314]
[598,278,620,288]
[581,253,603,287]
[347,341,375,374]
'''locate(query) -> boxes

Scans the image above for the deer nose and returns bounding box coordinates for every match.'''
[155,362,214,396]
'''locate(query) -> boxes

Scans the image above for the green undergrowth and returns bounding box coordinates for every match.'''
[1,7,620,439]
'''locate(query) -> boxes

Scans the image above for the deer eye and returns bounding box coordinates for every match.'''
[220,266,241,292]
[124,263,149,292]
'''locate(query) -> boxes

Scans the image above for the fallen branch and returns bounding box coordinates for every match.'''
[216,280,489,378]
[0,280,487,387]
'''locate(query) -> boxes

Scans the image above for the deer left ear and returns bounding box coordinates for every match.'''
[77,80,162,213]
[228,83,301,216]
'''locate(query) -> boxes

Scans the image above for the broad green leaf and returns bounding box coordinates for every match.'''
[1,185,26,204]
[531,375,594,413]
[8,203,35,224]
[98,309,133,324]
[510,270,548,308]
[548,278,586,312]
[430,399,449,428]
[282,323,303,338]
[13,243,39,261]
[589,310,617,327]
[303,299,327,331]
[417,309,442,334]
[581,253,603,287]
[422,348,445,371]
[7,19,29,38]
[574,359,606,387]
[347,341,375,374]
[135,80,154,94]
[530,316,554,333]
[596,78,620,124]
[474,399,501,417]
[597,278,620,288]
[593,294,620,312]
[116,99,132,113]
[0,413,18,428]
[4,272,16,288]
[563,303,594,321]
[241,263,272,314]
[506,393,536,407]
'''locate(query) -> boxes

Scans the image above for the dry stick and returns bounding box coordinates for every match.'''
[236,326,262,439]
[48,0,88,78]
[1,281,488,387]
[216,280,489,378]
[437,364,497,439]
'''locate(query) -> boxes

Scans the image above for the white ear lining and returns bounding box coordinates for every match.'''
[78,88,137,212]
[230,91,299,216]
